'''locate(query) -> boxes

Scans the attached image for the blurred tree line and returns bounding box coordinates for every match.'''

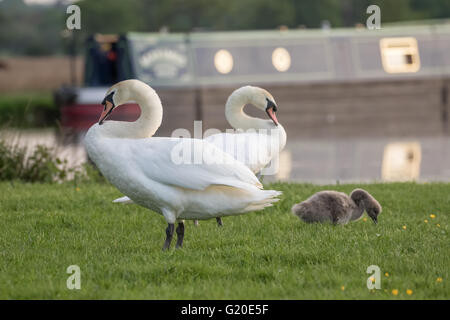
[0,0,449,56]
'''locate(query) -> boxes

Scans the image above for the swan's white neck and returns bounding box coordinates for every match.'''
[225,87,287,150]
[225,88,274,131]
[98,82,163,139]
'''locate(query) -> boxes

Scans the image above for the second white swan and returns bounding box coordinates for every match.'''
[205,85,287,174]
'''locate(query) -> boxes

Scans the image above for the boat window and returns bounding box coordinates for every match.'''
[379,37,420,73]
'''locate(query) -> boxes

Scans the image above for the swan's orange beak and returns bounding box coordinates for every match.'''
[99,101,114,125]
[266,107,279,126]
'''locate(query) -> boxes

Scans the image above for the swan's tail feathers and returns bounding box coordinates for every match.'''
[112,196,134,204]
[244,202,274,212]
[244,189,282,212]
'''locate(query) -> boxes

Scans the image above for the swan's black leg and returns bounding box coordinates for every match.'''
[162,223,174,250]
[216,217,223,227]
[193,220,199,226]
[176,221,185,249]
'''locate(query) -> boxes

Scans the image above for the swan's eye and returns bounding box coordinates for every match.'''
[266,98,277,112]
[101,91,116,109]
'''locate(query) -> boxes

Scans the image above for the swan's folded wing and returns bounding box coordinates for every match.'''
[128,138,263,191]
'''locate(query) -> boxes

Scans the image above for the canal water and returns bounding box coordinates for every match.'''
[2,129,449,184]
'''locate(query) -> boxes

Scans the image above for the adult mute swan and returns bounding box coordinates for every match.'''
[205,85,287,175]
[205,86,287,226]
[85,79,281,250]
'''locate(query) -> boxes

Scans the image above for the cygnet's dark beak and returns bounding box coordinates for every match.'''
[371,216,378,225]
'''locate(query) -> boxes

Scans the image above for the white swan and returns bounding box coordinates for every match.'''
[205,85,287,174]
[84,79,281,249]
[113,86,287,227]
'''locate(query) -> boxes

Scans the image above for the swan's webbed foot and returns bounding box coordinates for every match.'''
[176,221,185,249]
[162,223,174,251]
[216,217,223,227]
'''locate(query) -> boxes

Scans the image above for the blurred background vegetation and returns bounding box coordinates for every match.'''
[1,0,450,56]
[0,0,449,126]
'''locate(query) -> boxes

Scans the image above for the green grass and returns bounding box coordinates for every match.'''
[0,181,448,299]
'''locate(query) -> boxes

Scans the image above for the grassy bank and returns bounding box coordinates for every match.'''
[0,92,57,128]
[0,182,448,299]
